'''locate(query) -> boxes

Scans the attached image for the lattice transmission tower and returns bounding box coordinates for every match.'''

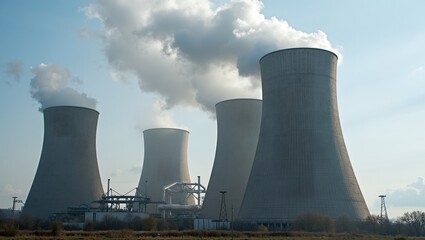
[219,191,228,221]
[379,195,388,222]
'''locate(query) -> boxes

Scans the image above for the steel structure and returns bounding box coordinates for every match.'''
[23,106,104,219]
[379,195,388,222]
[238,48,370,223]
[219,191,228,222]
[159,177,206,218]
[12,197,23,219]
[135,128,195,214]
[201,99,262,219]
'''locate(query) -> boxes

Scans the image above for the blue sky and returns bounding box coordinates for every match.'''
[1,0,424,219]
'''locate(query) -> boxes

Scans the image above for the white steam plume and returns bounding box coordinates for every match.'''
[30,63,97,111]
[4,60,23,83]
[83,0,340,115]
[137,99,188,131]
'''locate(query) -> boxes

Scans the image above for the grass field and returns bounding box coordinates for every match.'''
[0,230,417,240]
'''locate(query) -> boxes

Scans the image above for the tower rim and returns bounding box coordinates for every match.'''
[215,98,262,107]
[143,128,189,134]
[259,47,338,63]
[43,105,99,114]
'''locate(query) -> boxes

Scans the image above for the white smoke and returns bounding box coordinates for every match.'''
[137,99,189,131]
[3,184,22,196]
[83,0,340,114]
[30,63,97,111]
[4,60,23,83]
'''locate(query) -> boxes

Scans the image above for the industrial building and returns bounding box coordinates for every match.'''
[19,48,371,228]
[201,99,262,220]
[23,106,104,220]
[135,128,195,215]
[238,48,370,225]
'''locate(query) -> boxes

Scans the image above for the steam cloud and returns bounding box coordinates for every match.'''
[30,63,97,111]
[137,99,188,131]
[83,0,340,115]
[386,177,425,207]
[3,184,23,196]
[4,60,23,83]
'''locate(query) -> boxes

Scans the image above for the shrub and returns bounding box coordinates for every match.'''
[127,216,144,231]
[257,224,268,232]
[141,216,157,231]
[96,215,126,230]
[105,229,134,238]
[50,221,62,236]
[291,213,335,233]
[0,223,18,237]
[83,220,95,231]
[18,213,34,229]
[335,215,357,233]
[156,218,168,230]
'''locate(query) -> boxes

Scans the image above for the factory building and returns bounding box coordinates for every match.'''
[238,48,370,224]
[23,106,104,219]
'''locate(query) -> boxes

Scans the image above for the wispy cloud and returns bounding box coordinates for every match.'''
[3,184,23,197]
[129,164,142,174]
[386,177,425,207]
[109,71,129,83]
[110,168,124,177]
[411,66,424,74]
[110,164,141,178]
[3,60,23,83]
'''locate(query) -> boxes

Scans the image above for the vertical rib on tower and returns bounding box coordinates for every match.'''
[23,106,104,219]
[201,99,261,219]
[238,48,369,223]
[136,128,194,214]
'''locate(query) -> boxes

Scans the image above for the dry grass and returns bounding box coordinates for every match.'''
[0,230,416,240]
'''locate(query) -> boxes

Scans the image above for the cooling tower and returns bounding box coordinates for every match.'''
[201,99,261,219]
[238,48,370,223]
[136,128,194,214]
[23,106,104,219]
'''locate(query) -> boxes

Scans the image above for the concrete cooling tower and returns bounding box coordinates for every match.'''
[201,99,262,219]
[136,128,195,214]
[23,106,104,219]
[238,48,370,224]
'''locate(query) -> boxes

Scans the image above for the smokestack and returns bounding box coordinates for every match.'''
[238,48,370,223]
[136,128,194,213]
[23,106,104,219]
[201,99,262,219]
